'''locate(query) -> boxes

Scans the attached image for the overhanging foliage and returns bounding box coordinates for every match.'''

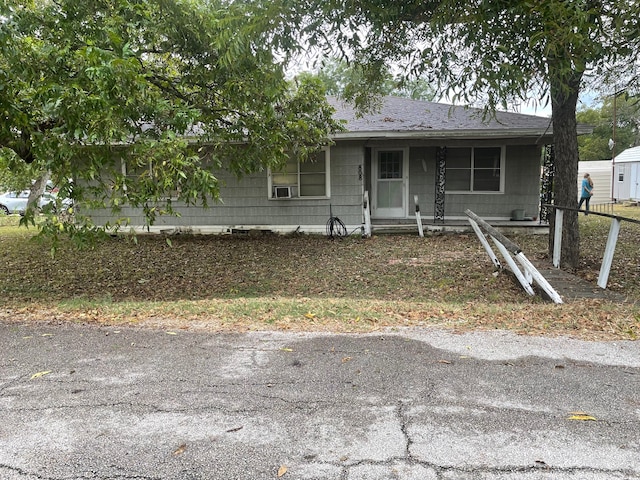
[0,0,341,233]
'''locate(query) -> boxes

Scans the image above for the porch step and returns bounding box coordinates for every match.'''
[371,223,549,235]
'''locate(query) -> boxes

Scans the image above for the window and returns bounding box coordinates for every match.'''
[120,160,181,200]
[619,171,624,182]
[445,146,503,192]
[269,149,330,198]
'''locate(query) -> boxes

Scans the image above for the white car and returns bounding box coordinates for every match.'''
[0,190,65,215]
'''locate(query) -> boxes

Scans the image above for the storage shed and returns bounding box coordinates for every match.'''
[577,160,612,204]
[612,146,640,202]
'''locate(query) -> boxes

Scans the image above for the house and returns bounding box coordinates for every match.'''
[578,160,612,205]
[612,146,640,202]
[88,96,589,234]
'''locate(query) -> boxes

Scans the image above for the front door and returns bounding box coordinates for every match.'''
[372,149,407,218]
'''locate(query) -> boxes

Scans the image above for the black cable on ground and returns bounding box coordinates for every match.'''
[326,215,348,239]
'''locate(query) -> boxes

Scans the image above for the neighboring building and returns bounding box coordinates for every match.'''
[86,96,590,234]
[578,160,612,205]
[613,146,640,202]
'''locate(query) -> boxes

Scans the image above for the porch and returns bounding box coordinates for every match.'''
[369,218,549,236]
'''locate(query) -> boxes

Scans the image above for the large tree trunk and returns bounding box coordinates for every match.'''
[548,68,582,269]
[28,171,51,212]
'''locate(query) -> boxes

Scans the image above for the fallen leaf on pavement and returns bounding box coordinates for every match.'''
[173,444,187,455]
[30,371,52,380]
[277,465,287,477]
[568,411,597,421]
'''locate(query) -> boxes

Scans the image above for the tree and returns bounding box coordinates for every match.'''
[308,58,435,103]
[261,0,640,268]
[0,0,340,233]
[577,95,640,161]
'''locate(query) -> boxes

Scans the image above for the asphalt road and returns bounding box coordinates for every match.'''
[1,322,639,480]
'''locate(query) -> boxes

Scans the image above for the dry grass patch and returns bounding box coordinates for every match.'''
[1,206,639,340]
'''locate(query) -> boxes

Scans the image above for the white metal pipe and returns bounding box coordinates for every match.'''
[515,252,564,304]
[598,218,622,289]
[414,195,424,238]
[492,236,536,296]
[468,218,501,269]
[553,209,564,268]
[363,191,372,238]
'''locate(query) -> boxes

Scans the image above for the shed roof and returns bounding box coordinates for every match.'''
[329,96,590,142]
[614,145,640,164]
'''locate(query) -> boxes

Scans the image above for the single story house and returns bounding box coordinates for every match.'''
[578,160,612,205]
[88,96,589,234]
[612,146,640,202]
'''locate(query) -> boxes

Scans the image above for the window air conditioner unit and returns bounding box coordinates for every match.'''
[273,185,293,198]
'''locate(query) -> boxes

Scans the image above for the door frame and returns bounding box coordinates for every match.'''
[371,147,409,218]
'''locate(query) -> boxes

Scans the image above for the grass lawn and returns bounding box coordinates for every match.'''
[1,205,639,340]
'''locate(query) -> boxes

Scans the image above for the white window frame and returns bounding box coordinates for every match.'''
[445,146,505,194]
[268,148,331,199]
[120,159,181,200]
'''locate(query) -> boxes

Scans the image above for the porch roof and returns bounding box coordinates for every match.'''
[328,96,590,142]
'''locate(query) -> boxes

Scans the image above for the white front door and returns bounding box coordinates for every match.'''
[372,149,408,218]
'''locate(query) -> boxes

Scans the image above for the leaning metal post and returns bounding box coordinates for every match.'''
[468,217,501,269]
[490,237,536,297]
[363,191,372,238]
[414,195,424,237]
[552,209,564,268]
[466,209,563,304]
[598,218,621,289]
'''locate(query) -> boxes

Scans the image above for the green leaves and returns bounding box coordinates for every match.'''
[1,0,339,239]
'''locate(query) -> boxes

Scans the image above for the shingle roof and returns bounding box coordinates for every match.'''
[614,145,640,164]
[328,96,587,141]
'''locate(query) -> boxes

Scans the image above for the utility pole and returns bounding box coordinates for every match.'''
[611,91,616,202]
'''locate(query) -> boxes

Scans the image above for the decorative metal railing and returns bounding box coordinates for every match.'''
[434,147,446,223]
[539,145,554,224]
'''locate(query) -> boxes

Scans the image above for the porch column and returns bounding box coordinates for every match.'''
[539,145,555,224]
[434,146,446,223]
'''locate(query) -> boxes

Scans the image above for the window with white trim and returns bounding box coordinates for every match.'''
[120,159,180,200]
[268,149,330,199]
[445,146,504,192]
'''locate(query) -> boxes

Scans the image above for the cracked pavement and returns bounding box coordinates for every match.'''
[1,322,639,479]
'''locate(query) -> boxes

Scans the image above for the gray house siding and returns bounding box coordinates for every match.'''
[366,142,542,221]
[84,97,568,232]
[87,143,365,233]
[444,145,541,220]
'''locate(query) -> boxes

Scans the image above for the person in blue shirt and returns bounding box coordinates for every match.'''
[578,173,594,214]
